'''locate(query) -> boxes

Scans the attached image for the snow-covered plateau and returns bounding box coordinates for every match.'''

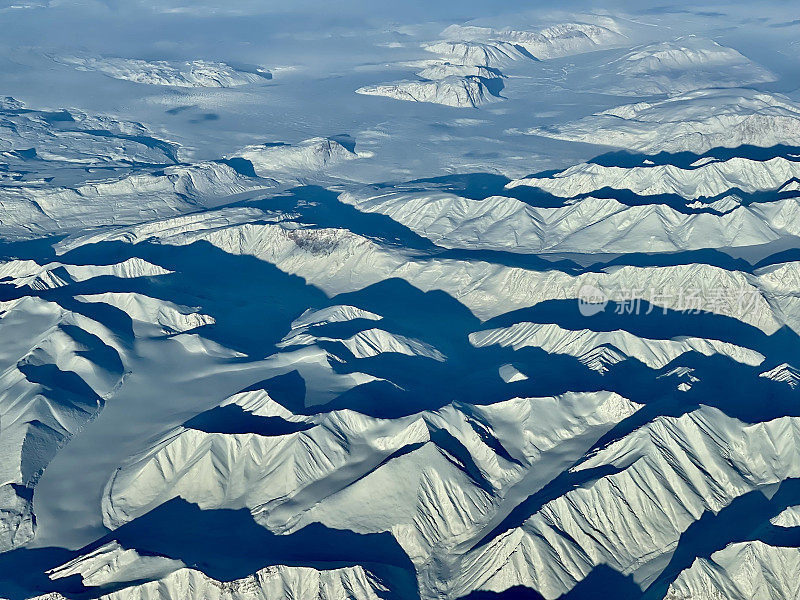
[53,56,272,88]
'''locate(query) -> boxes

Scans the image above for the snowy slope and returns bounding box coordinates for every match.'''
[469,322,764,369]
[356,76,500,108]
[340,187,800,255]
[0,161,273,240]
[517,89,800,153]
[39,540,388,600]
[666,542,800,600]
[508,156,800,199]
[582,36,776,96]
[224,137,362,177]
[0,296,123,550]
[439,19,625,60]
[53,55,271,87]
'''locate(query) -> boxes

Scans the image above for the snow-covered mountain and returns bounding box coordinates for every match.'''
[439,19,625,60]
[559,36,777,96]
[517,88,800,153]
[508,156,800,199]
[356,76,501,108]
[52,55,272,88]
[357,18,623,108]
[3,3,800,600]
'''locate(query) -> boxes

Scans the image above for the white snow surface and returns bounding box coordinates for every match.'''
[54,55,271,87]
[439,19,625,60]
[666,542,800,600]
[583,36,776,95]
[40,554,386,600]
[357,76,500,108]
[469,322,764,369]
[771,505,800,527]
[518,89,800,153]
[423,40,531,68]
[225,137,361,177]
[509,156,800,199]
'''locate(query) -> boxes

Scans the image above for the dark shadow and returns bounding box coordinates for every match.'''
[643,477,800,599]
[587,145,800,169]
[184,404,313,436]
[458,585,546,599]
[561,565,642,599]
[218,157,257,177]
[455,566,641,600]
[0,498,420,600]
[246,370,308,413]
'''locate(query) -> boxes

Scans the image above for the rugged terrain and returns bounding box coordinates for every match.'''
[2,2,800,600]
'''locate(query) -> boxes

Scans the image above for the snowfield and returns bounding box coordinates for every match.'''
[53,55,272,87]
[518,89,800,153]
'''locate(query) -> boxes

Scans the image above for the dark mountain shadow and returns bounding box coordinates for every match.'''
[246,370,308,414]
[587,145,800,170]
[429,427,495,492]
[436,246,585,273]
[458,585,547,599]
[483,298,787,358]
[184,404,313,436]
[311,377,421,418]
[568,185,800,212]
[753,246,800,269]
[17,362,104,416]
[438,242,800,274]
[481,76,505,97]
[332,279,478,356]
[58,323,125,378]
[106,498,414,576]
[240,274,800,422]
[455,561,642,600]
[643,477,800,599]
[53,239,331,358]
[0,499,419,600]
[328,134,356,153]
[561,565,642,599]
[95,498,416,599]
[590,248,757,272]
[0,547,77,600]
[0,235,63,262]
[218,157,258,177]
